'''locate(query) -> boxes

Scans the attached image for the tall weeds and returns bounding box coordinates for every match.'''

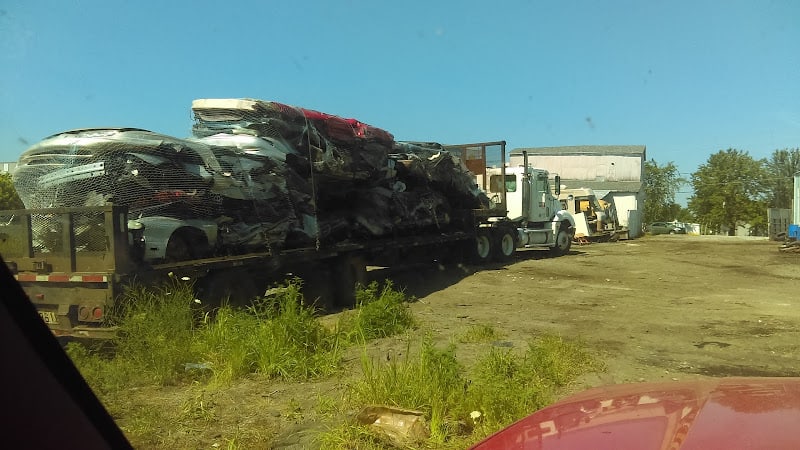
[63,275,601,449]
[112,278,201,385]
[340,281,416,342]
[70,277,418,391]
[327,335,602,448]
[248,280,342,380]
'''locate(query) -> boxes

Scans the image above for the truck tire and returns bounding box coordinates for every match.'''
[549,226,572,256]
[332,254,367,308]
[165,234,194,263]
[469,229,493,264]
[165,228,210,263]
[493,228,517,262]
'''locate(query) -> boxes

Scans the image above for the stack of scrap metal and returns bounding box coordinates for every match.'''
[12,128,309,250]
[13,100,490,257]
[191,98,393,182]
[191,98,489,243]
[391,141,490,210]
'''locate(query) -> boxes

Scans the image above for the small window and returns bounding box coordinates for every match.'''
[489,175,516,193]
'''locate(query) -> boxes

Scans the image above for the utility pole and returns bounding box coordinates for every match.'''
[791,172,800,238]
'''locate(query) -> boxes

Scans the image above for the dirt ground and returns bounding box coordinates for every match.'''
[116,235,800,448]
[408,235,800,384]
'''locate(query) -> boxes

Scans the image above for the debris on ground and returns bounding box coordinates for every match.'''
[356,405,430,447]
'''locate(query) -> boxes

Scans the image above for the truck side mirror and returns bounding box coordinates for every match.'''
[554,176,561,195]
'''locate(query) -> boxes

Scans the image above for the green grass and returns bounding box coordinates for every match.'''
[458,323,502,343]
[247,281,343,380]
[111,278,202,386]
[68,276,202,390]
[353,338,464,413]
[339,281,416,343]
[191,306,258,386]
[191,279,344,384]
[343,338,475,447]
[68,277,418,391]
[320,335,603,448]
[317,423,388,450]
[63,275,602,449]
[465,335,603,440]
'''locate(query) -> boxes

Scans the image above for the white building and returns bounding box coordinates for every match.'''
[510,145,646,238]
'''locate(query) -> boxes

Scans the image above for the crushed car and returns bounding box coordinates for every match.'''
[12,100,489,263]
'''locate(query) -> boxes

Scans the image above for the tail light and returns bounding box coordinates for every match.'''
[78,305,104,322]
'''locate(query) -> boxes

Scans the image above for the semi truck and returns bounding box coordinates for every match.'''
[0,101,574,338]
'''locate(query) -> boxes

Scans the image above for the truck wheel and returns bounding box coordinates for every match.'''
[469,229,493,264]
[549,227,572,256]
[493,228,517,262]
[333,254,367,308]
[165,234,193,263]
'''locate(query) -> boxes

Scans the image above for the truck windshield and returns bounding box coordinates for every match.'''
[489,175,516,193]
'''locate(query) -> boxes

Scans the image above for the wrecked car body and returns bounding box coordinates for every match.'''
[13,100,490,263]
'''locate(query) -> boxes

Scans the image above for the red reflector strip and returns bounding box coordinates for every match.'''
[15,274,108,283]
[81,275,107,283]
[47,275,70,282]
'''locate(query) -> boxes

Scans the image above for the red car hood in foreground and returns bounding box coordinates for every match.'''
[472,378,800,450]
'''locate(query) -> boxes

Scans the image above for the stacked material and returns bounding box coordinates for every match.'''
[12,128,308,249]
[13,100,489,255]
[191,98,393,182]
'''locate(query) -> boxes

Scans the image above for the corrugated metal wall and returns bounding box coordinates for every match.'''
[768,208,791,239]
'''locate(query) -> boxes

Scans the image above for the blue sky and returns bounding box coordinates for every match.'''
[1,0,798,200]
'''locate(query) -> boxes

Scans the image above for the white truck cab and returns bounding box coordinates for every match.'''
[482,162,574,252]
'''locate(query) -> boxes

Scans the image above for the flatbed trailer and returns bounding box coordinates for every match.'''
[1,140,574,339]
[0,204,489,338]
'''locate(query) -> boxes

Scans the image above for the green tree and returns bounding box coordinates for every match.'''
[688,149,768,235]
[674,207,695,223]
[0,173,23,210]
[667,203,694,223]
[765,148,800,209]
[643,159,683,223]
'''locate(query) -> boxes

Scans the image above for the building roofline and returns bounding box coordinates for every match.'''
[511,145,646,156]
